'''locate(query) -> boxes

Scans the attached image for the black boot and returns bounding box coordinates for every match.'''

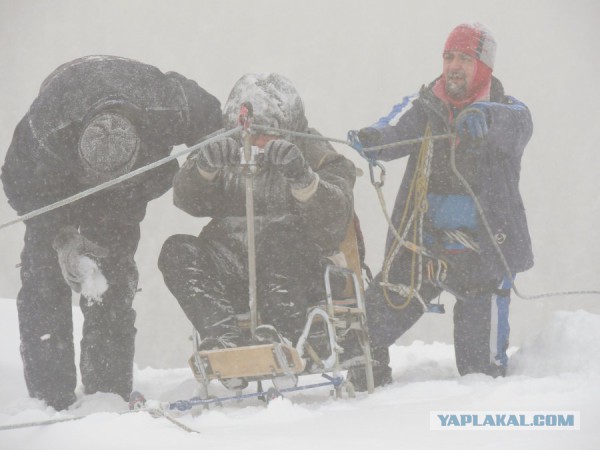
[198,322,249,391]
[42,392,77,411]
[347,346,392,392]
[252,325,298,390]
[252,324,292,346]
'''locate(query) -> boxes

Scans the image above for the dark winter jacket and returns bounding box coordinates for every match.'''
[365,76,534,278]
[1,55,222,220]
[173,130,356,268]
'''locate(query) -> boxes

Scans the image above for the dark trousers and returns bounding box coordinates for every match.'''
[158,233,322,344]
[17,208,142,409]
[364,249,505,375]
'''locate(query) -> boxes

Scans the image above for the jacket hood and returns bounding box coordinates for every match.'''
[223,73,308,133]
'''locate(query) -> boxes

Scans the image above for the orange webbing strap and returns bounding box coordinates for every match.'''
[338,215,365,297]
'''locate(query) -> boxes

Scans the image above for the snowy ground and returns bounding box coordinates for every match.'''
[1,299,598,449]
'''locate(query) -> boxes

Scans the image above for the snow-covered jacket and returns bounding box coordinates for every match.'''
[173,130,356,268]
[2,55,222,219]
[365,76,533,278]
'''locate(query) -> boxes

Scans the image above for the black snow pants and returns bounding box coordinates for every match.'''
[17,205,142,410]
[158,233,324,344]
[364,248,504,376]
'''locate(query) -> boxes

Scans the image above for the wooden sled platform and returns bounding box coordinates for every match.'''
[190,343,306,383]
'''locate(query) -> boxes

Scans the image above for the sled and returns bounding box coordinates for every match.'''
[188,246,375,400]
[187,107,374,404]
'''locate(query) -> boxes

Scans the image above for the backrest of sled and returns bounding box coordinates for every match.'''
[338,215,365,298]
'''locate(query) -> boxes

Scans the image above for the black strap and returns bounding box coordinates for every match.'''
[494,288,511,297]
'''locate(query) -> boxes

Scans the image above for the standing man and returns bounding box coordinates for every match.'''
[2,55,222,410]
[347,23,533,389]
[158,73,355,379]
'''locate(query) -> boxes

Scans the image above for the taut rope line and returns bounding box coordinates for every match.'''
[1,124,597,300]
[0,127,241,230]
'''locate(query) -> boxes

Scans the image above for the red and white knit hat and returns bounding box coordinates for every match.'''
[444,23,496,70]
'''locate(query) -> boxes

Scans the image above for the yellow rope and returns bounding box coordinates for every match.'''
[381,125,433,310]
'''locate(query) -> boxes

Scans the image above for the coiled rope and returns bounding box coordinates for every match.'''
[379,125,434,310]
[364,129,600,301]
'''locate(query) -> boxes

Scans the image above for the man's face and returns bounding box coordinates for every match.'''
[443,51,477,100]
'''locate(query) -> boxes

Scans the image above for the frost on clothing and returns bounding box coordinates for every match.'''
[78,256,109,303]
[160,130,356,343]
[161,72,356,345]
[1,55,223,410]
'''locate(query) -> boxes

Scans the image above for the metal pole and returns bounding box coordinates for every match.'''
[239,104,258,337]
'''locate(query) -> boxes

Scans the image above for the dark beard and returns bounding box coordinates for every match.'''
[445,78,467,100]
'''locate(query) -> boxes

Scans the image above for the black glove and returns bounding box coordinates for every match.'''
[455,103,490,141]
[193,137,240,178]
[52,226,109,293]
[264,139,316,190]
[357,127,382,147]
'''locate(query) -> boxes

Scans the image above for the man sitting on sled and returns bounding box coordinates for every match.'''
[158,73,356,389]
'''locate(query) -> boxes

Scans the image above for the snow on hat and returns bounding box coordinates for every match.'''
[78,112,139,185]
[223,73,308,133]
[444,23,496,70]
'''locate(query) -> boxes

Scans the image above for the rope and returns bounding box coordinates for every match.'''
[379,126,436,310]
[0,127,241,230]
[0,415,91,430]
[447,139,600,300]
[335,126,600,302]
[1,121,597,301]
[252,124,349,145]
[252,124,454,151]
[367,129,600,302]
[0,408,199,433]
[0,125,450,230]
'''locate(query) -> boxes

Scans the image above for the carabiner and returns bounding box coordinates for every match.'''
[369,161,386,188]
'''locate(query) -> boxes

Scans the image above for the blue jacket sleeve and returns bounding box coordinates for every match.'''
[479,96,533,160]
[363,94,428,161]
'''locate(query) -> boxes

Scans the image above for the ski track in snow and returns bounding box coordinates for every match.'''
[0,300,598,449]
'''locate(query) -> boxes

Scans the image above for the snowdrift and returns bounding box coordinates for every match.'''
[510,309,600,377]
[0,299,599,449]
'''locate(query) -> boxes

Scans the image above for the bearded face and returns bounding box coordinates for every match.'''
[443,51,476,101]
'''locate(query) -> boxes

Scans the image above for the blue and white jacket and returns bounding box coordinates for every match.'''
[362,76,534,279]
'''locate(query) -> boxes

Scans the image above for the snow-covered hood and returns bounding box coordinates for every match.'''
[223,73,308,133]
